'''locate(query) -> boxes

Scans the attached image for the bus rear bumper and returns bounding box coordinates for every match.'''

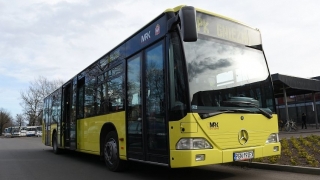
[170,143,281,168]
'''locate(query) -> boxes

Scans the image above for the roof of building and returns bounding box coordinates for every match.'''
[272,73,320,98]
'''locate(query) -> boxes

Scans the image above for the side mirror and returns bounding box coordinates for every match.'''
[167,6,198,42]
[179,6,198,42]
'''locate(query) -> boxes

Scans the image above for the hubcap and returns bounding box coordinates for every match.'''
[104,138,117,165]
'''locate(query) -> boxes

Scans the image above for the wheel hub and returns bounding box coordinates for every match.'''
[104,138,117,165]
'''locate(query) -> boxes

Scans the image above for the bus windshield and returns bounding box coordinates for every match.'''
[184,36,274,116]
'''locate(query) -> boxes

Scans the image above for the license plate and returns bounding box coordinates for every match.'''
[233,151,254,161]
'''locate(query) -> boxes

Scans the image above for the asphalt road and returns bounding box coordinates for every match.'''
[0,136,319,180]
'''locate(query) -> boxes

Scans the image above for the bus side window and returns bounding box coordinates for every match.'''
[127,54,142,121]
[77,78,85,119]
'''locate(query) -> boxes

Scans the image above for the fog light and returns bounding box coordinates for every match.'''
[273,146,279,152]
[195,154,205,161]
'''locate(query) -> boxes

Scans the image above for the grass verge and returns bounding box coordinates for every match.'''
[253,134,320,168]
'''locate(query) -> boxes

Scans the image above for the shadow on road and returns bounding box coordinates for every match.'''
[42,149,236,180]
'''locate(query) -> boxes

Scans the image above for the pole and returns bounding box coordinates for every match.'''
[283,86,289,123]
[312,92,319,129]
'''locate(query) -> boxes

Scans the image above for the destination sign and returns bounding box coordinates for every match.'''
[196,12,261,46]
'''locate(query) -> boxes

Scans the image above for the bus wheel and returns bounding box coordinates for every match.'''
[53,132,60,154]
[104,131,127,171]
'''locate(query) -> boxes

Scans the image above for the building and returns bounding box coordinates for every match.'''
[272,73,320,129]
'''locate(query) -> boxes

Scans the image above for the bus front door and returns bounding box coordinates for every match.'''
[127,41,168,165]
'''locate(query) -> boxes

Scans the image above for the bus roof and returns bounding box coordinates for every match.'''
[164,5,258,31]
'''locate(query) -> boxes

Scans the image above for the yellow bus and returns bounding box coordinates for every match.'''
[42,5,280,171]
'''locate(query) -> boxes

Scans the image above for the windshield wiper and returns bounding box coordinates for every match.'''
[222,101,273,119]
[255,107,273,119]
[200,110,233,119]
[200,109,252,119]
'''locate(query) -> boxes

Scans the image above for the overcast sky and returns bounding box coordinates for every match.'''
[1,0,320,118]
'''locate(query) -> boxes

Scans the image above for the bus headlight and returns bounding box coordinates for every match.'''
[176,138,213,150]
[266,133,279,144]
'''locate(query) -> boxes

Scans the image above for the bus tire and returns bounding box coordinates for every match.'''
[52,132,60,154]
[104,131,127,172]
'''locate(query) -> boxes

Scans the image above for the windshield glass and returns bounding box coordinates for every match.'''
[184,35,275,116]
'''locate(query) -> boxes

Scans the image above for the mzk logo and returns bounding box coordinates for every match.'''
[209,122,219,130]
[141,31,151,43]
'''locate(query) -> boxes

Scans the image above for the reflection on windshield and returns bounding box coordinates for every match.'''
[184,36,275,114]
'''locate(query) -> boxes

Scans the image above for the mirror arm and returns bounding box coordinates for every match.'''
[167,15,179,32]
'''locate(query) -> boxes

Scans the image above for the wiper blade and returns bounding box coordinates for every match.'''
[200,110,234,119]
[253,106,273,119]
[200,109,252,119]
[222,101,273,119]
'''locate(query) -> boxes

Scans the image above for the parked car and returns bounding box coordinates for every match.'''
[36,126,42,137]
[4,127,13,138]
[36,131,42,137]
[26,127,37,137]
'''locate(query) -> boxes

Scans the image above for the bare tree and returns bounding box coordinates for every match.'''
[15,114,25,127]
[20,76,64,126]
[0,108,13,133]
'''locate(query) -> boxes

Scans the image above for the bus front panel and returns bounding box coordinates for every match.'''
[169,113,280,168]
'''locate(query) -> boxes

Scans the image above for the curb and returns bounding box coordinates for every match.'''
[279,131,320,134]
[279,129,320,134]
[230,161,320,175]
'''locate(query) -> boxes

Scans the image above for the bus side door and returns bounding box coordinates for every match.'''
[127,40,168,164]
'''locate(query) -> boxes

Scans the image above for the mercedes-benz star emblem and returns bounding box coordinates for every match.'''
[238,129,249,145]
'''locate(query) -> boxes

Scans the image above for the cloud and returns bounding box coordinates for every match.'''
[1,0,165,78]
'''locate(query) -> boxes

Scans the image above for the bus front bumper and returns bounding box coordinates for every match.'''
[170,143,281,168]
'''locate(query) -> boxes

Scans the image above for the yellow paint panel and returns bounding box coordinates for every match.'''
[180,122,198,133]
[170,149,222,168]
[77,111,126,157]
